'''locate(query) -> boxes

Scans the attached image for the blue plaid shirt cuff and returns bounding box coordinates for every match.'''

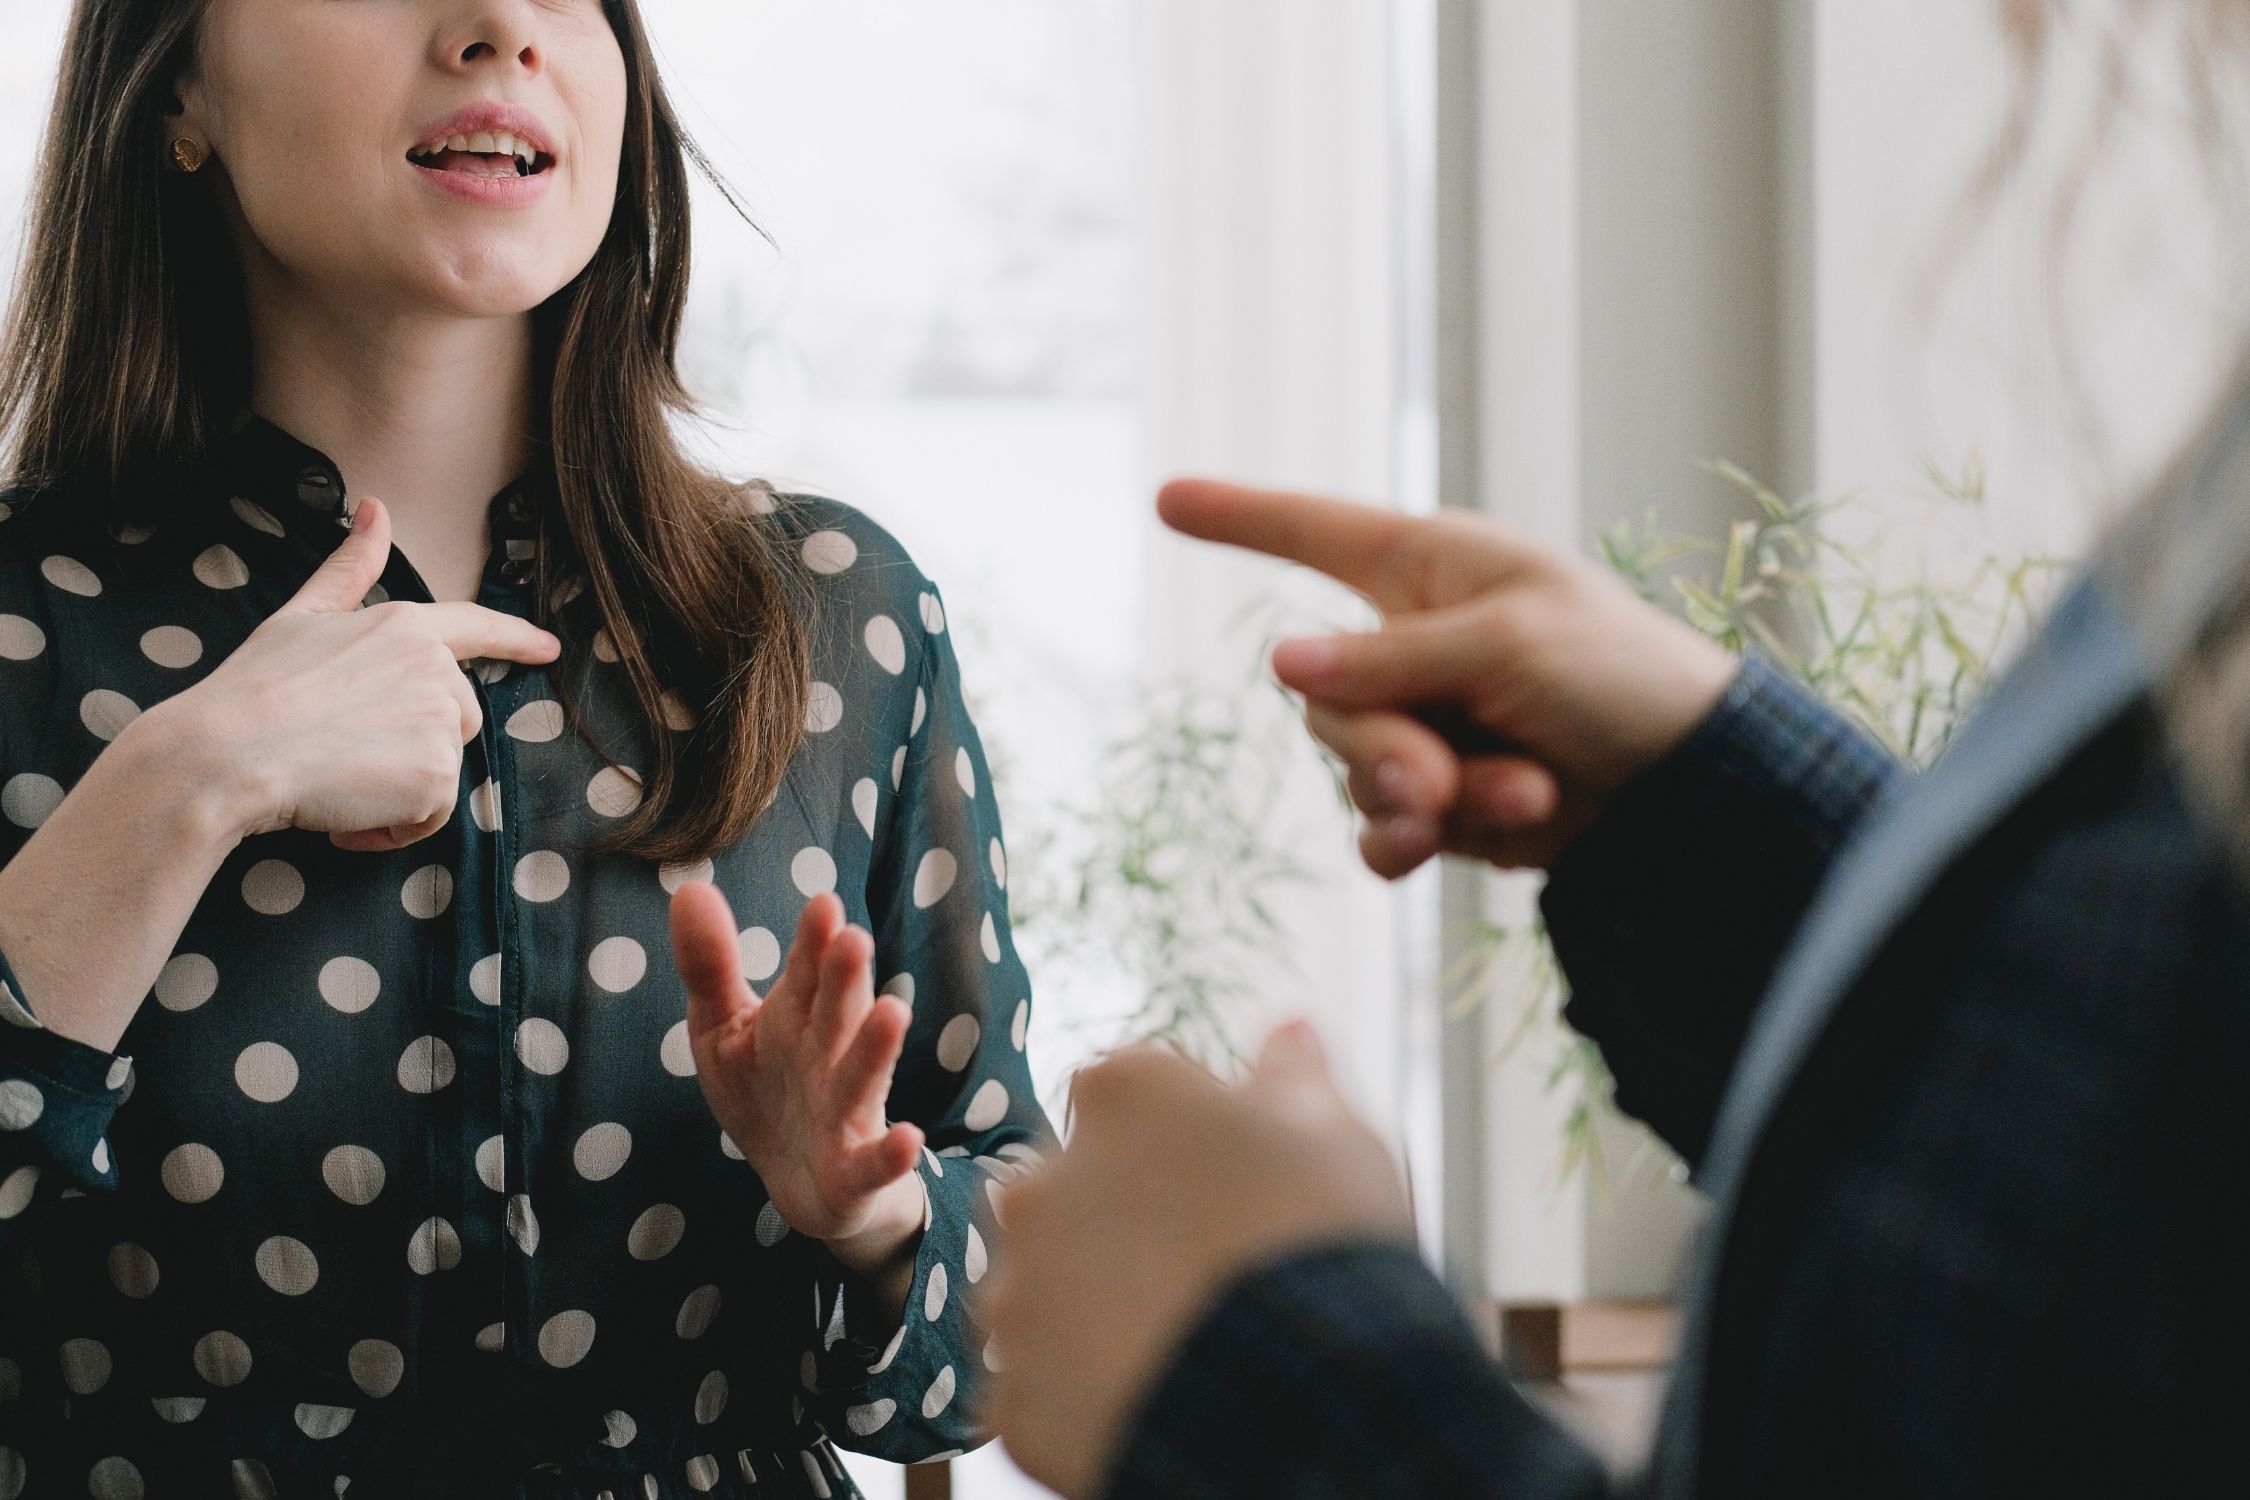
[1539,651,1900,1167]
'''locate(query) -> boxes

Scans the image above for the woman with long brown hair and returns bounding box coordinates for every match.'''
[0,1,1046,1494]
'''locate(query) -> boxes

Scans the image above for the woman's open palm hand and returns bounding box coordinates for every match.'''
[671,883,926,1246]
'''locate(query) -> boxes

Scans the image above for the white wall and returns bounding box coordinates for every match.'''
[1132,0,1411,1126]
[1457,0,2247,1311]
[1460,0,1795,1305]
[1813,0,2244,559]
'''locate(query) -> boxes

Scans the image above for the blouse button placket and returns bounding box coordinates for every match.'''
[294,463,342,513]
[463,520,547,1377]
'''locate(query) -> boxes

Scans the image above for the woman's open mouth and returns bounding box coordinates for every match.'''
[405,130,554,179]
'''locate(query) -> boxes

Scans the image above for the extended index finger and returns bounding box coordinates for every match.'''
[1160,477,1543,613]
[418,601,564,666]
[1157,478,1422,604]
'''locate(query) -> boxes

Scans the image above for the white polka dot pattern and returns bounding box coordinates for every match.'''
[936,1014,981,1072]
[587,765,643,818]
[659,1020,696,1078]
[401,864,453,918]
[233,1042,298,1104]
[405,1217,462,1275]
[475,1134,506,1193]
[658,857,713,893]
[587,935,647,992]
[318,956,380,1014]
[60,1337,110,1394]
[348,1339,403,1398]
[0,1080,41,1131]
[153,953,218,1012]
[805,682,845,733]
[573,1122,632,1180]
[539,1309,597,1367]
[254,1236,319,1295]
[506,699,565,742]
[676,1284,721,1340]
[738,926,781,982]
[88,1456,141,1500]
[193,1331,252,1388]
[1,773,61,830]
[865,615,907,674]
[139,624,202,668]
[627,1203,685,1260]
[79,688,141,741]
[193,543,249,588]
[322,1145,385,1206]
[791,846,837,896]
[846,1399,896,1436]
[801,530,858,574]
[507,1194,541,1255]
[40,554,100,596]
[515,1018,569,1074]
[240,859,304,915]
[0,484,1044,1473]
[0,613,45,660]
[513,850,570,902]
[913,849,957,909]
[397,1036,456,1093]
[108,1242,159,1297]
[160,1143,224,1203]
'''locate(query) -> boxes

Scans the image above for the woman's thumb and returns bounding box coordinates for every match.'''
[283,495,390,613]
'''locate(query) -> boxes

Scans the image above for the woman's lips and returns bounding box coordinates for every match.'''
[409,154,555,204]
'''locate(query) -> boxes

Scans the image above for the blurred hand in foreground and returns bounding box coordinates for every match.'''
[980,1022,1412,1497]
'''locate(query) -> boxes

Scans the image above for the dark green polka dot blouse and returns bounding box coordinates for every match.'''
[0,413,1050,1498]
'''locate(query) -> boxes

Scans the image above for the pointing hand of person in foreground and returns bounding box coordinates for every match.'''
[979,1021,1412,1498]
[672,883,929,1301]
[1156,477,1737,876]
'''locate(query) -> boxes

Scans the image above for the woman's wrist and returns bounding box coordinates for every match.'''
[823,1171,929,1280]
[128,694,272,849]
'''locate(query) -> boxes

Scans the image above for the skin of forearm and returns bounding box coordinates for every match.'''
[0,697,255,1053]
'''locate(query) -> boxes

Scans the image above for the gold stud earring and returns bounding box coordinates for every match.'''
[168,137,206,174]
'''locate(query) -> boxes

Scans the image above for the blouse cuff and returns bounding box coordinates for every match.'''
[809,1150,1001,1461]
[1,946,132,1198]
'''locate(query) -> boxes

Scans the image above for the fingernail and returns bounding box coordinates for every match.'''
[1272,636,1341,681]
[349,500,371,534]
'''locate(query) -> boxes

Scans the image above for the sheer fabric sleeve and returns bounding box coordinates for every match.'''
[803,561,1054,1464]
[2,500,133,1249]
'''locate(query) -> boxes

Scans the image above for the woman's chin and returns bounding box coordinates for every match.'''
[407,253,582,320]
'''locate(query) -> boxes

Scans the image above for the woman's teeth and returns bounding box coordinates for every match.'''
[408,130,541,175]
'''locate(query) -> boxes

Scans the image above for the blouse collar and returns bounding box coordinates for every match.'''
[203,408,549,576]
